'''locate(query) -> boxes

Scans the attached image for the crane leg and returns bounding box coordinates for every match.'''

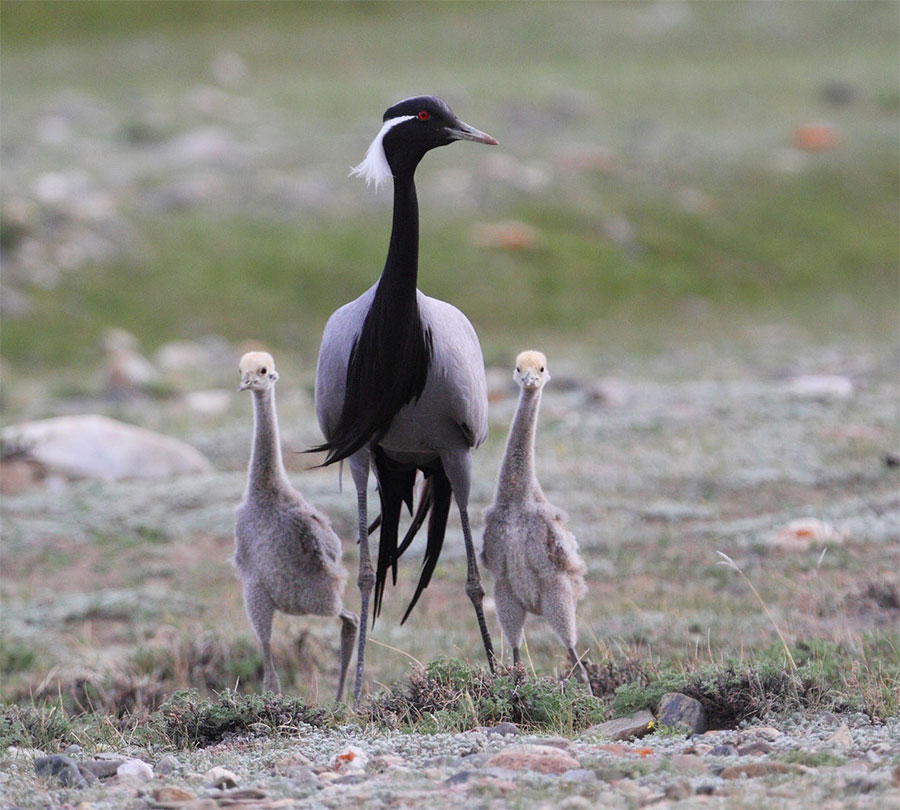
[442,449,496,672]
[459,507,496,672]
[349,456,372,704]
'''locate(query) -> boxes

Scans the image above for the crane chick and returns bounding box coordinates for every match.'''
[481,351,589,682]
[234,352,358,700]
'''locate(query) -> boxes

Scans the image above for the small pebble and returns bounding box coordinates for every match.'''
[117,758,153,782]
[203,765,239,789]
[665,779,693,800]
[155,754,180,775]
[709,744,739,757]
[737,741,773,756]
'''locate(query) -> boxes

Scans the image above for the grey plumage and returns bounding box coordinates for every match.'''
[481,351,589,682]
[234,352,357,700]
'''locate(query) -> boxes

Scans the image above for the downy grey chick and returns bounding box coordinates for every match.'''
[234,352,357,699]
[481,351,588,682]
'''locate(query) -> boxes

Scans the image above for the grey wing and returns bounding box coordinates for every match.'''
[314,286,376,441]
[283,504,344,571]
[419,293,488,448]
[541,508,587,580]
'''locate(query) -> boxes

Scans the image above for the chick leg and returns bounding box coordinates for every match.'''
[336,609,358,702]
[243,581,280,694]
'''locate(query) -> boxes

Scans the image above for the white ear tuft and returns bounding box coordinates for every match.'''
[349,115,415,190]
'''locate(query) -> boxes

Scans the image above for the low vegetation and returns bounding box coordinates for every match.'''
[364,657,605,734]
[2,643,896,753]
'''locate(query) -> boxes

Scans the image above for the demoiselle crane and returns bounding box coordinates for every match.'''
[312,95,498,701]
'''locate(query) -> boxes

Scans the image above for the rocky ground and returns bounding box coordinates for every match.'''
[2,329,898,810]
[3,711,899,809]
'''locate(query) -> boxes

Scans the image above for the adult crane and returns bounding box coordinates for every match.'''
[313,95,498,701]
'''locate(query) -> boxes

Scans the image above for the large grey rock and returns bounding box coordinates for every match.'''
[656,692,707,735]
[1,414,212,481]
[588,709,656,741]
[34,754,87,788]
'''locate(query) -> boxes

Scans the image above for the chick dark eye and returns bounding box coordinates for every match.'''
[260,367,266,374]
[516,367,520,373]
[540,367,544,372]
[417,110,430,121]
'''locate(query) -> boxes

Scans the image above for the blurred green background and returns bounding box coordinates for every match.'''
[1,0,898,374]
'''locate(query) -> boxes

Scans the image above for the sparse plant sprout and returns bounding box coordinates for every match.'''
[716,551,797,673]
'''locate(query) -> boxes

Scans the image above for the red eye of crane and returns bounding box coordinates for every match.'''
[417,110,430,121]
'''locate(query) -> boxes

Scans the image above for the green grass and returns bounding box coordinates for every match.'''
[1,1,897,372]
[3,158,897,371]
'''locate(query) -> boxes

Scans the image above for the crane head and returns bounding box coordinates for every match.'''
[239,351,279,392]
[350,95,498,189]
[514,350,550,392]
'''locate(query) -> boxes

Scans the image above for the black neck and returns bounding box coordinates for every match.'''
[380,171,419,297]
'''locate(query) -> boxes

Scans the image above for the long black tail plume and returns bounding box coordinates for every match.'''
[371,447,417,620]
[367,476,432,541]
[401,467,452,624]
[310,290,433,466]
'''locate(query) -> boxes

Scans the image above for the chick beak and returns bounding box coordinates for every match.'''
[447,119,499,146]
[238,376,252,391]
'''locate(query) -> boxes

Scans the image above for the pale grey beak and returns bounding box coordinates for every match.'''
[238,376,252,391]
[447,119,499,145]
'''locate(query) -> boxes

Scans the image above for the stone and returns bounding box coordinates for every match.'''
[561,768,597,783]
[791,123,841,152]
[34,754,88,788]
[76,767,99,787]
[746,725,782,741]
[486,744,581,775]
[737,741,773,756]
[531,736,573,751]
[720,762,807,779]
[182,801,219,810]
[709,744,739,757]
[670,754,709,775]
[103,347,160,395]
[689,743,712,755]
[656,692,706,735]
[589,709,655,741]
[470,220,542,251]
[786,374,853,398]
[330,745,368,774]
[593,743,630,756]
[155,754,180,775]
[153,786,196,802]
[203,766,239,788]
[117,758,153,781]
[1,415,212,481]
[892,761,900,787]
[665,779,693,801]
[64,743,83,755]
[370,755,405,770]
[481,721,522,736]
[78,758,124,778]
[772,518,845,551]
[333,773,368,785]
[827,723,853,748]
[287,766,320,786]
